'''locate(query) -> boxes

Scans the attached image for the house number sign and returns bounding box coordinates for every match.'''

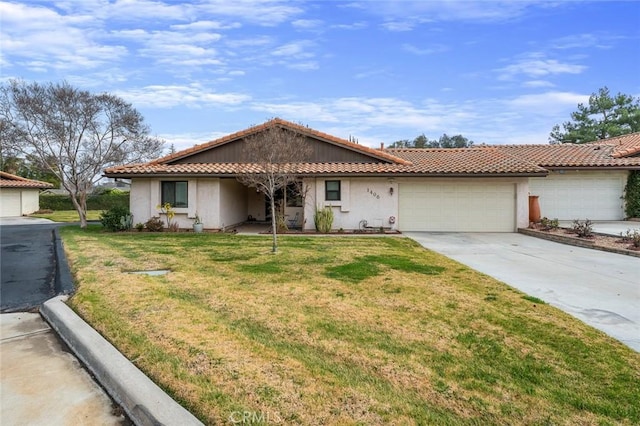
[367,188,381,199]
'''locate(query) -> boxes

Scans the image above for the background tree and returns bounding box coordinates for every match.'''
[549,87,640,144]
[389,133,474,148]
[0,153,61,187]
[0,80,163,227]
[236,122,312,253]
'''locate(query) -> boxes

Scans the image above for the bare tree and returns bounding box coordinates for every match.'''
[237,122,312,252]
[0,80,163,227]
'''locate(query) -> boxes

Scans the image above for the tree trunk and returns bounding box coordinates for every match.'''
[270,196,278,253]
[69,192,88,229]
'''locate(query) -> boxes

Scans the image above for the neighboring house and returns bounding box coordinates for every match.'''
[103,120,640,232]
[0,171,54,217]
[494,132,640,220]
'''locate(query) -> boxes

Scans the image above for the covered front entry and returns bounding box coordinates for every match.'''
[398,181,516,232]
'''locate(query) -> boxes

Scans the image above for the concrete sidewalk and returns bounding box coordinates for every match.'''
[0,312,127,425]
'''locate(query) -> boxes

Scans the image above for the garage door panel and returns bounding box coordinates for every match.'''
[530,172,625,220]
[399,182,515,232]
[1,190,22,217]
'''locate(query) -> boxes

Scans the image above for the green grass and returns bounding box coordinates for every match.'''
[30,210,102,222]
[61,226,640,425]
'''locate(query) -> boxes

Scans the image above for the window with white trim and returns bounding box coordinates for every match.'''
[325,180,341,201]
[161,181,188,208]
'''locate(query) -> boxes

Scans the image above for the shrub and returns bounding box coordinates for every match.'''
[572,219,594,238]
[621,229,640,248]
[145,216,164,232]
[40,192,129,211]
[624,171,640,218]
[314,205,334,233]
[540,217,559,231]
[135,222,145,232]
[100,206,132,232]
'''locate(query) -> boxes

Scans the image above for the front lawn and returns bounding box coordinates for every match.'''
[31,210,102,222]
[60,226,640,425]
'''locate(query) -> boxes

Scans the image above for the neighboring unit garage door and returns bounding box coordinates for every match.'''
[399,182,516,232]
[529,171,626,221]
[0,190,22,217]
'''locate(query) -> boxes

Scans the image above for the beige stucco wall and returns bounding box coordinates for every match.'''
[303,177,399,231]
[219,178,247,229]
[130,178,224,229]
[21,189,41,215]
[130,175,530,232]
[303,176,529,231]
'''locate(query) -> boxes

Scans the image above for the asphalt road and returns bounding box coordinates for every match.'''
[1,224,59,312]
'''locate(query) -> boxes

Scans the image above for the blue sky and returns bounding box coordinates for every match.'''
[1,1,639,152]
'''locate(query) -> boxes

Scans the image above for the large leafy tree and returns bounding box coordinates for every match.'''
[549,87,640,144]
[389,133,474,148]
[0,80,163,227]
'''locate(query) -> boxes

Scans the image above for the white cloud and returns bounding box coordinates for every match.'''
[507,91,588,110]
[523,80,555,88]
[292,19,323,30]
[271,40,315,58]
[196,0,304,26]
[359,0,563,28]
[0,2,128,71]
[551,33,619,50]
[116,84,251,108]
[497,54,586,80]
[402,43,448,55]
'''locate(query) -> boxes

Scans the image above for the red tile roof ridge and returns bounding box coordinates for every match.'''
[388,146,505,152]
[0,171,54,188]
[151,118,412,166]
[587,132,640,158]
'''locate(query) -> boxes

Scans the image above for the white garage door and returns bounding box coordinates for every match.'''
[529,171,626,221]
[1,190,22,217]
[399,182,516,232]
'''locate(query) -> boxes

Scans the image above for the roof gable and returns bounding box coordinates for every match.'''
[0,171,54,189]
[154,118,410,166]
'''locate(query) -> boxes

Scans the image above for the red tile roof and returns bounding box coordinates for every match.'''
[0,171,54,189]
[493,143,640,168]
[388,148,547,175]
[105,148,547,177]
[587,132,640,158]
[103,121,640,178]
[152,118,411,166]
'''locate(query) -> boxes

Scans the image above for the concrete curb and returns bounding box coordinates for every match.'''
[53,227,75,295]
[41,296,203,426]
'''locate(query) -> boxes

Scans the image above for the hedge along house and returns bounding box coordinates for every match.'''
[0,171,54,217]
[104,118,550,232]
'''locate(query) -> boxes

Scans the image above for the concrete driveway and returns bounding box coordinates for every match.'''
[405,232,640,352]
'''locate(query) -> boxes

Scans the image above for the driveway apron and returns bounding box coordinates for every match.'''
[1,224,58,312]
[405,232,640,352]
